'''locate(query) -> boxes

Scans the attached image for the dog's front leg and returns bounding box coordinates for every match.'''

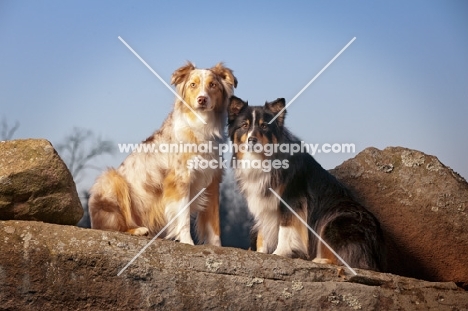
[164,196,194,245]
[173,195,195,245]
[196,172,221,246]
[273,206,309,259]
[163,173,194,245]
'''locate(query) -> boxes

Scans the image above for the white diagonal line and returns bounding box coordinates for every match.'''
[268,188,357,276]
[117,187,206,276]
[118,36,207,125]
[269,37,356,124]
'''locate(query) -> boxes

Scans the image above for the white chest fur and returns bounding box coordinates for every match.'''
[235,168,280,253]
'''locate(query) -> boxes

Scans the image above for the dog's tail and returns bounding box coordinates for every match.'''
[89,169,136,232]
[314,205,386,272]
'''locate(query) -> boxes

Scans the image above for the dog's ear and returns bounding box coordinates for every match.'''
[265,98,286,127]
[210,63,238,95]
[171,61,196,86]
[228,96,247,123]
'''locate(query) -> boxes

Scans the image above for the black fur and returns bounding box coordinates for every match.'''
[228,96,386,272]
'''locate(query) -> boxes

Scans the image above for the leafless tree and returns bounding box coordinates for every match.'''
[56,127,116,228]
[56,127,116,183]
[1,117,20,140]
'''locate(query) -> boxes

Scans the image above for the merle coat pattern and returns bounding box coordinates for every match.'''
[228,96,386,271]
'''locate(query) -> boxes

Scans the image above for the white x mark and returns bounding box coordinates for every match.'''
[269,188,357,276]
[269,37,356,124]
[117,187,206,276]
[118,36,207,124]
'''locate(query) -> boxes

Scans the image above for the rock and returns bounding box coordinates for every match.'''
[330,146,468,286]
[0,139,83,225]
[1,220,467,310]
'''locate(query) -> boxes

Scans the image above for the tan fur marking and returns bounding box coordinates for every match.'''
[256,230,264,251]
[197,172,221,240]
[205,76,225,112]
[109,169,131,220]
[163,171,187,203]
[143,174,163,200]
[89,169,133,232]
[320,245,339,265]
[127,227,149,236]
[315,226,339,265]
[171,62,196,85]
[88,61,237,244]
[89,195,127,231]
[210,62,238,89]
[239,133,248,144]
[180,127,200,144]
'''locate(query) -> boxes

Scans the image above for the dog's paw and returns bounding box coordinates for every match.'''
[179,236,195,245]
[312,257,332,265]
[256,245,267,253]
[206,236,221,247]
[128,227,149,236]
[273,248,294,258]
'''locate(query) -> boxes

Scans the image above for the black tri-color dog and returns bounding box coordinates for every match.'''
[227,96,386,271]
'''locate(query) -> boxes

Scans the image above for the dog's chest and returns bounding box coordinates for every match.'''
[171,117,223,162]
[235,168,280,218]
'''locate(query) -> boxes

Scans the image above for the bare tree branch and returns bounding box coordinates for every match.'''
[1,117,20,140]
[56,127,116,182]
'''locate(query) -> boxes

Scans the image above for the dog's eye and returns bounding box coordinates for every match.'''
[190,82,197,88]
[209,82,216,88]
[242,122,249,129]
[260,123,268,129]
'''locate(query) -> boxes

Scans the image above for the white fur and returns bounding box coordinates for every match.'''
[235,167,281,253]
[164,196,193,244]
[204,222,221,246]
[197,70,211,109]
[273,225,307,257]
[162,154,219,244]
[132,227,150,236]
[89,62,237,246]
[255,209,279,253]
[246,110,256,141]
[235,149,308,256]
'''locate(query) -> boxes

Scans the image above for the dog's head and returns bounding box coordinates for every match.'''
[171,62,237,115]
[227,96,286,160]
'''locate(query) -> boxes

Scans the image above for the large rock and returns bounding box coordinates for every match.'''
[331,146,468,286]
[0,139,83,225]
[1,220,467,310]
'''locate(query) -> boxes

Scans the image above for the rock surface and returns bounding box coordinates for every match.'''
[1,220,467,311]
[331,146,468,286]
[0,139,83,225]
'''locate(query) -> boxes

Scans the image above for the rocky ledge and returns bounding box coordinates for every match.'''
[1,140,468,310]
[1,220,467,310]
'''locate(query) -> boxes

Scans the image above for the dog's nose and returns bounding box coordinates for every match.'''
[197,96,207,106]
[248,137,258,144]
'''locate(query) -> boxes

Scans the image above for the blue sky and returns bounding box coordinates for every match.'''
[1,1,467,194]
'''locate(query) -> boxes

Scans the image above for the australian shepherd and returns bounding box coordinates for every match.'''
[227,96,386,271]
[89,62,237,246]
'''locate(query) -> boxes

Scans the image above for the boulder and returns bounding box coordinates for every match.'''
[331,146,468,286]
[1,220,467,310]
[0,139,83,225]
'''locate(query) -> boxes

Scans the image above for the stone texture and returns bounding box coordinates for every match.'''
[330,146,468,286]
[0,139,83,225]
[1,220,467,310]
